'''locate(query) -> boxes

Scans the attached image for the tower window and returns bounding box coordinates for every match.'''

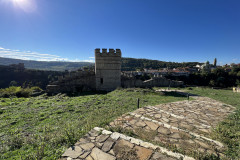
[101,78,103,84]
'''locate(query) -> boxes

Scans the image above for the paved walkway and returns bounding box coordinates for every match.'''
[60,92,235,160]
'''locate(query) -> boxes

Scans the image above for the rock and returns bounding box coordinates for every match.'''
[79,151,90,159]
[145,126,151,130]
[137,108,146,112]
[96,142,103,148]
[162,118,170,123]
[110,132,120,140]
[135,121,146,127]
[116,139,134,149]
[80,143,95,151]
[199,128,210,134]
[102,130,112,135]
[129,119,137,125]
[89,136,95,140]
[102,140,115,152]
[145,121,159,130]
[169,132,181,139]
[154,114,161,119]
[119,134,131,141]
[179,123,194,131]
[135,114,141,118]
[94,127,103,132]
[195,140,211,149]
[108,149,115,156]
[85,155,94,160]
[151,152,176,160]
[158,127,171,135]
[140,141,158,149]
[130,138,140,145]
[96,134,109,143]
[78,138,90,144]
[62,146,83,158]
[88,130,99,137]
[109,122,115,126]
[90,147,116,160]
[134,146,153,160]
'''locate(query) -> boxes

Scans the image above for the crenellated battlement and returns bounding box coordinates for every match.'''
[95,48,122,91]
[95,48,121,57]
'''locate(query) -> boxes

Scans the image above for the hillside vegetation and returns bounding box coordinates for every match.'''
[0,57,202,71]
[0,65,63,89]
[122,57,202,71]
[0,57,93,71]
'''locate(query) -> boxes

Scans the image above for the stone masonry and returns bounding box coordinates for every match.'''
[95,48,122,91]
[61,91,235,160]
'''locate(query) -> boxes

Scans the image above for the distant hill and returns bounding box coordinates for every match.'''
[0,57,202,71]
[121,58,202,71]
[0,57,93,71]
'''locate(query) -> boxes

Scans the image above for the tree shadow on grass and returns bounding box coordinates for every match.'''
[47,90,108,97]
[67,91,108,97]
[162,91,198,97]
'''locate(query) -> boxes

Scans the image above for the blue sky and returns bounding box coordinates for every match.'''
[0,0,239,65]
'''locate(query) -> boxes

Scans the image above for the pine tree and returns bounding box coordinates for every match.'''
[213,58,217,67]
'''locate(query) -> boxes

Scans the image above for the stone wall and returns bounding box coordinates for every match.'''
[46,71,96,94]
[121,76,183,88]
[95,48,121,91]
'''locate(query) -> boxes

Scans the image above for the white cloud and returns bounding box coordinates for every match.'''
[0,46,94,63]
[82,60,95,63]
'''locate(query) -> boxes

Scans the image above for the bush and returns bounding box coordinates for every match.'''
[31,86,43,92]
[0,86,43,98]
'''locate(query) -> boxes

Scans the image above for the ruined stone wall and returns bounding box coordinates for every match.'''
[95,48,121,91]
[121,76,183,88]
[47,71,96,94]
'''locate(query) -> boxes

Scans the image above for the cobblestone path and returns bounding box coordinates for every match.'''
[60,93,235,160]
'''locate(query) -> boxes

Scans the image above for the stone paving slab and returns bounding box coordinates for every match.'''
[109,113,224,157]
[131,97,234,137]
[61,93,235,159]
[61,127,194,160]
[154,98,234,127]
[108,96,234,158]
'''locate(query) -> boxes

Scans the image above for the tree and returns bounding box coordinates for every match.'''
[209,80,216,86]
[237,71,240,77]
[9,80,18,87]
[213,58,217,67]
[236,79,240,87]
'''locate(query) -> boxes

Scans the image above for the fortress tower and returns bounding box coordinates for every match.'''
[95,48,122,91]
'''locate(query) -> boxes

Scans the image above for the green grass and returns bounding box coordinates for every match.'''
[0,88,187,160]
[182,87,240,159]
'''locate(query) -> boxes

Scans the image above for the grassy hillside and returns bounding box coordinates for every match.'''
[0,88,187,160]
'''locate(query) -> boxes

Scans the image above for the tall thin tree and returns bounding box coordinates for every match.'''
[213,58,217,67]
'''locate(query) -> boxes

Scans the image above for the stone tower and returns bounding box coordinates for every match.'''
[95,48,122,91]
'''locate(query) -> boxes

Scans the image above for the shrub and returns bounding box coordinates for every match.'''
[0,86,43,98]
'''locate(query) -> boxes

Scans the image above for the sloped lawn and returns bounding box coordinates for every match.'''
[0,88,187,159]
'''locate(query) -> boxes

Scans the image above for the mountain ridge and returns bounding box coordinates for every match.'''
[0,56,202,71]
